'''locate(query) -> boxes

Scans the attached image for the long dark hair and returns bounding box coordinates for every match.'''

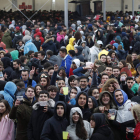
[0,100,11,121]
[76,114,87,139]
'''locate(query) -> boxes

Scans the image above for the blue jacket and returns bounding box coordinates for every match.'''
[0,82,17,107]
[73,67,85,76]
[60,55,72,77]
[24,39,38,55]
[24,79,37,88]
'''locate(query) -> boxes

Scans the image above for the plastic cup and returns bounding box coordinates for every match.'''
[39,101,49,106]
[62,131,68,140]
[63,87,68,95]
[109,109,116,120]
[16,96,23,101]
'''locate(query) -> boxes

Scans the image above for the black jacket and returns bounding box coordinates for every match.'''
[90,113,114,140]
[12,33,23,48]
[9,69,21,80]
[40,101,68,140]
[32,40,41,51]
[75,46,84,62]
[28,105,53,140]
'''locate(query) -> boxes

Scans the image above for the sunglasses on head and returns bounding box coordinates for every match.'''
[40,75,48,78]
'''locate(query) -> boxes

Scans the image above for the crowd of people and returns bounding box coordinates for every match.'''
[0,9,140,140]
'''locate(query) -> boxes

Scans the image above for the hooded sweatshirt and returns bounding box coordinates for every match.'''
[40,101,68,140]
[90,113,114,140]
[57,32,64,43]
[0,82,17,107]
[66,107,93,140]
[66,38,75,53]
[22,30,32,43]
[75,46,84,62]
[10,50,19,60]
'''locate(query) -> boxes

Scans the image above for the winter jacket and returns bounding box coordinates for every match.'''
[27,102,53,140]
[88,46,100,63]
[0,82,17,108]
[96,30,106,46]
[34,28,44,45]
[40,101,68,140]
[66,107,93,140]
[2,31,12,48]
[23,79,37,88]
[75,46,84,62]
[90,113,114,140]
[56,32,64,43]
[131,83,139,94]
[12,32,23,48]
[82,46,90,61]
[120,67,132,77]
[10,50,19,60]
[66,38,75,53]
[117,49,126,60]
[32,40,41,51]
[22,30,32,43]
[10,69,21,81]
[48,55,60,66]
[24,39,38,55]
[86,38,94,48]
[42,38,57,54]
[0,115,15,140]
[61,55,72,77]
[9,94,36,140]
[9,20,15,29]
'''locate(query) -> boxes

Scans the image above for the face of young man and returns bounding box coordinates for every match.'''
[127,80,134,89]
[49,90,57,99]
[101,75,109,84]
[79,78,88,89]
[38,53,44,61]
[13,62,20,70]
[25,88,35,100]
[100,56,106,63]
[113,69,120,77]
[57,80,65,90]
[21,71,29,81]
[39,94,49,101]
[56,105,64,117]
[105,67,112,77]
[115,91,124,105]
[102,93,110,105]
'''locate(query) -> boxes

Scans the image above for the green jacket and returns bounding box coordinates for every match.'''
[131,83,139,94]
[10,50,19,60]
[9,98,35,140]
[2,31,12,48]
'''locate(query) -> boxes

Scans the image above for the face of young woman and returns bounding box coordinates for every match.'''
[40,78,47,87]
[88,98,93,109]
[0,102,6,114]
[118,62,123,69]
[108,84,115,93]
[70,80,75,87]
[92,89,99,100]
[36,86,42,95]
[59,70,63,77]
[72,112,80,123]
[90,120,95,128]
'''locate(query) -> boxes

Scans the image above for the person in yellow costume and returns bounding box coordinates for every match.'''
[66,38,75,53]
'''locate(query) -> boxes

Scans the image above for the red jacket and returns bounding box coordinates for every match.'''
[69,68,74,77]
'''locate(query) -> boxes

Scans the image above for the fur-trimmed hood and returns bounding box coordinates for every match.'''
[44,38,53,43]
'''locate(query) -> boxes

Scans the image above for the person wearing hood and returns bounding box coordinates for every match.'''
[34,28,44,45]
[115,36,124,49]
[60,48,72,77]
[1,29,12,48]
[24,38,38,55]
[110,89,137,140]
[69,59,80,77]
[75,46,84,62]
[9,86,36,140]
[90,113,114,140]
[9,20,15,29]
[76,92,91,121]
[12,26,23,48]
[81,41,90,62]
[66,38,75,53]
[96,30,106,46]
[133,36,140,54]
[117,45,126,60]
[66,107,93,140]
[32,35,41,51]
[28,90,54,140]
[10,50,19,61]
[1,57,13,79]
[42,37,57,54]
[0,81,17,108]
[88,42,100,63]
[56,29,65,43]
[40,101,68,140]
[22,30,32,43]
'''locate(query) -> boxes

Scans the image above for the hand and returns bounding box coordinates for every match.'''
[114,83,120,89]
[15,100,20,107]
[98,83,103,89]
[107,113,111,120]
[128,104,133,111]
[99,106,105,113]
[93,63,99,71]
[84,65,92,70]
[43,105,48,112]
[30,66,35,79]
[60,87,64,94]
[67,134,70,139]
[54,64,59,72]
[82,54,84,56]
